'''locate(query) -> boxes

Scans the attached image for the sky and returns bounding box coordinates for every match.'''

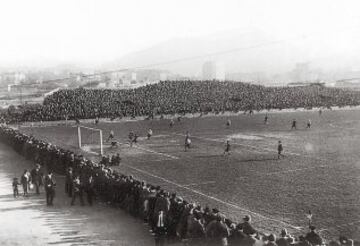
[0,0,359,68]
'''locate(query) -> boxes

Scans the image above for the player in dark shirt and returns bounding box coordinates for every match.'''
[278,141,284,159]
[133,133,139,144]
[110,140,118,148]
[223,140,231,156]
[128,131,134,147]
[306,119,311,129]
[107,130,115,142]
[226,119,231,128]
[291,119,297,130]
[264,114,269,124]
[12,177,20,198]
[305,226,323,246]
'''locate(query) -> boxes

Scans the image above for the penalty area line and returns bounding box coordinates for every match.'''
[132,145,180,160]
[106,140,180,160]
[264,165,327,175]
[174,133,326,161]
[329,123,358,131]
[122,164,302,231]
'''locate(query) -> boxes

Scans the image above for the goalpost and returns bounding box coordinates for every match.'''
[77,126,103,155]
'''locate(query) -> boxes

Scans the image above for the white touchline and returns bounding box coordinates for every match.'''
[183,181,216,187]
[122,164,303,231]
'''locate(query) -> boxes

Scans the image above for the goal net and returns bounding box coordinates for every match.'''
[77,126,103,155]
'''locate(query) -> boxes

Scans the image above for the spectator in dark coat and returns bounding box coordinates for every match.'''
[276,228,292,246]
[44,171,56,206]
[238,215,257,236]
[229,223,256,246]
[71,175,84,206]
[205,215,229,246]
[30,164,43,195]
[154,210,167,246]
[65,167,73,197]
[21,169,30,196]
[305,226,323,246]
[266,234,278,246]
[188,216,206,246]
[296,236,312,246]
[86,175,95,205]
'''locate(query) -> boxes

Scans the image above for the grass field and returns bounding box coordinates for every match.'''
[19,109,360,240]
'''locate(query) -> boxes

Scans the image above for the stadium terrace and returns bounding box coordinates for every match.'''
[2,80,360,123]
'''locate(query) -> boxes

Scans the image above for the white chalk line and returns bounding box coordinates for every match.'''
[329,123,358,131]
[122,164,302,231]
[80,146,100,155]
[104,140,180,160]
[133,145,180,160]
[134,158,175,163]
[183,181,216,187]
[174,133,327,161]
[174,133,299,155]
[264,165,328,175]
[148,134,171,138]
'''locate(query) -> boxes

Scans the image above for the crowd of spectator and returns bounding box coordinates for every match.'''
[2,80,360,123]
[0,124,358,246]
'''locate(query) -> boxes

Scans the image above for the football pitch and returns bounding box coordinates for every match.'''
[19,109,360,239]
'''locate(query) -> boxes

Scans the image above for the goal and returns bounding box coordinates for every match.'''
[77,126,103,155]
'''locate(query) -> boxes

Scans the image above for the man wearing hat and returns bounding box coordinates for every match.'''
[65,167,73,197]
[71,175,84,206]
[31,164,43,195]
[238,215,257,236]
[276,228,293,246]
[305,226,323,246]
[21,169,30,196]
[209,208,220,222]
[223,140,231,156]
[44,171,56,206]
[266,234,277,246]
[297,235,312,246]
[228,223,250,246]
[154,210,167,246]
[339,236,354,246]
[205,214,229,246]
[187,213,206,246]
[154,190,170,218]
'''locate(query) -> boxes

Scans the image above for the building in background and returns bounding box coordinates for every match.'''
[202,61,225,81]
